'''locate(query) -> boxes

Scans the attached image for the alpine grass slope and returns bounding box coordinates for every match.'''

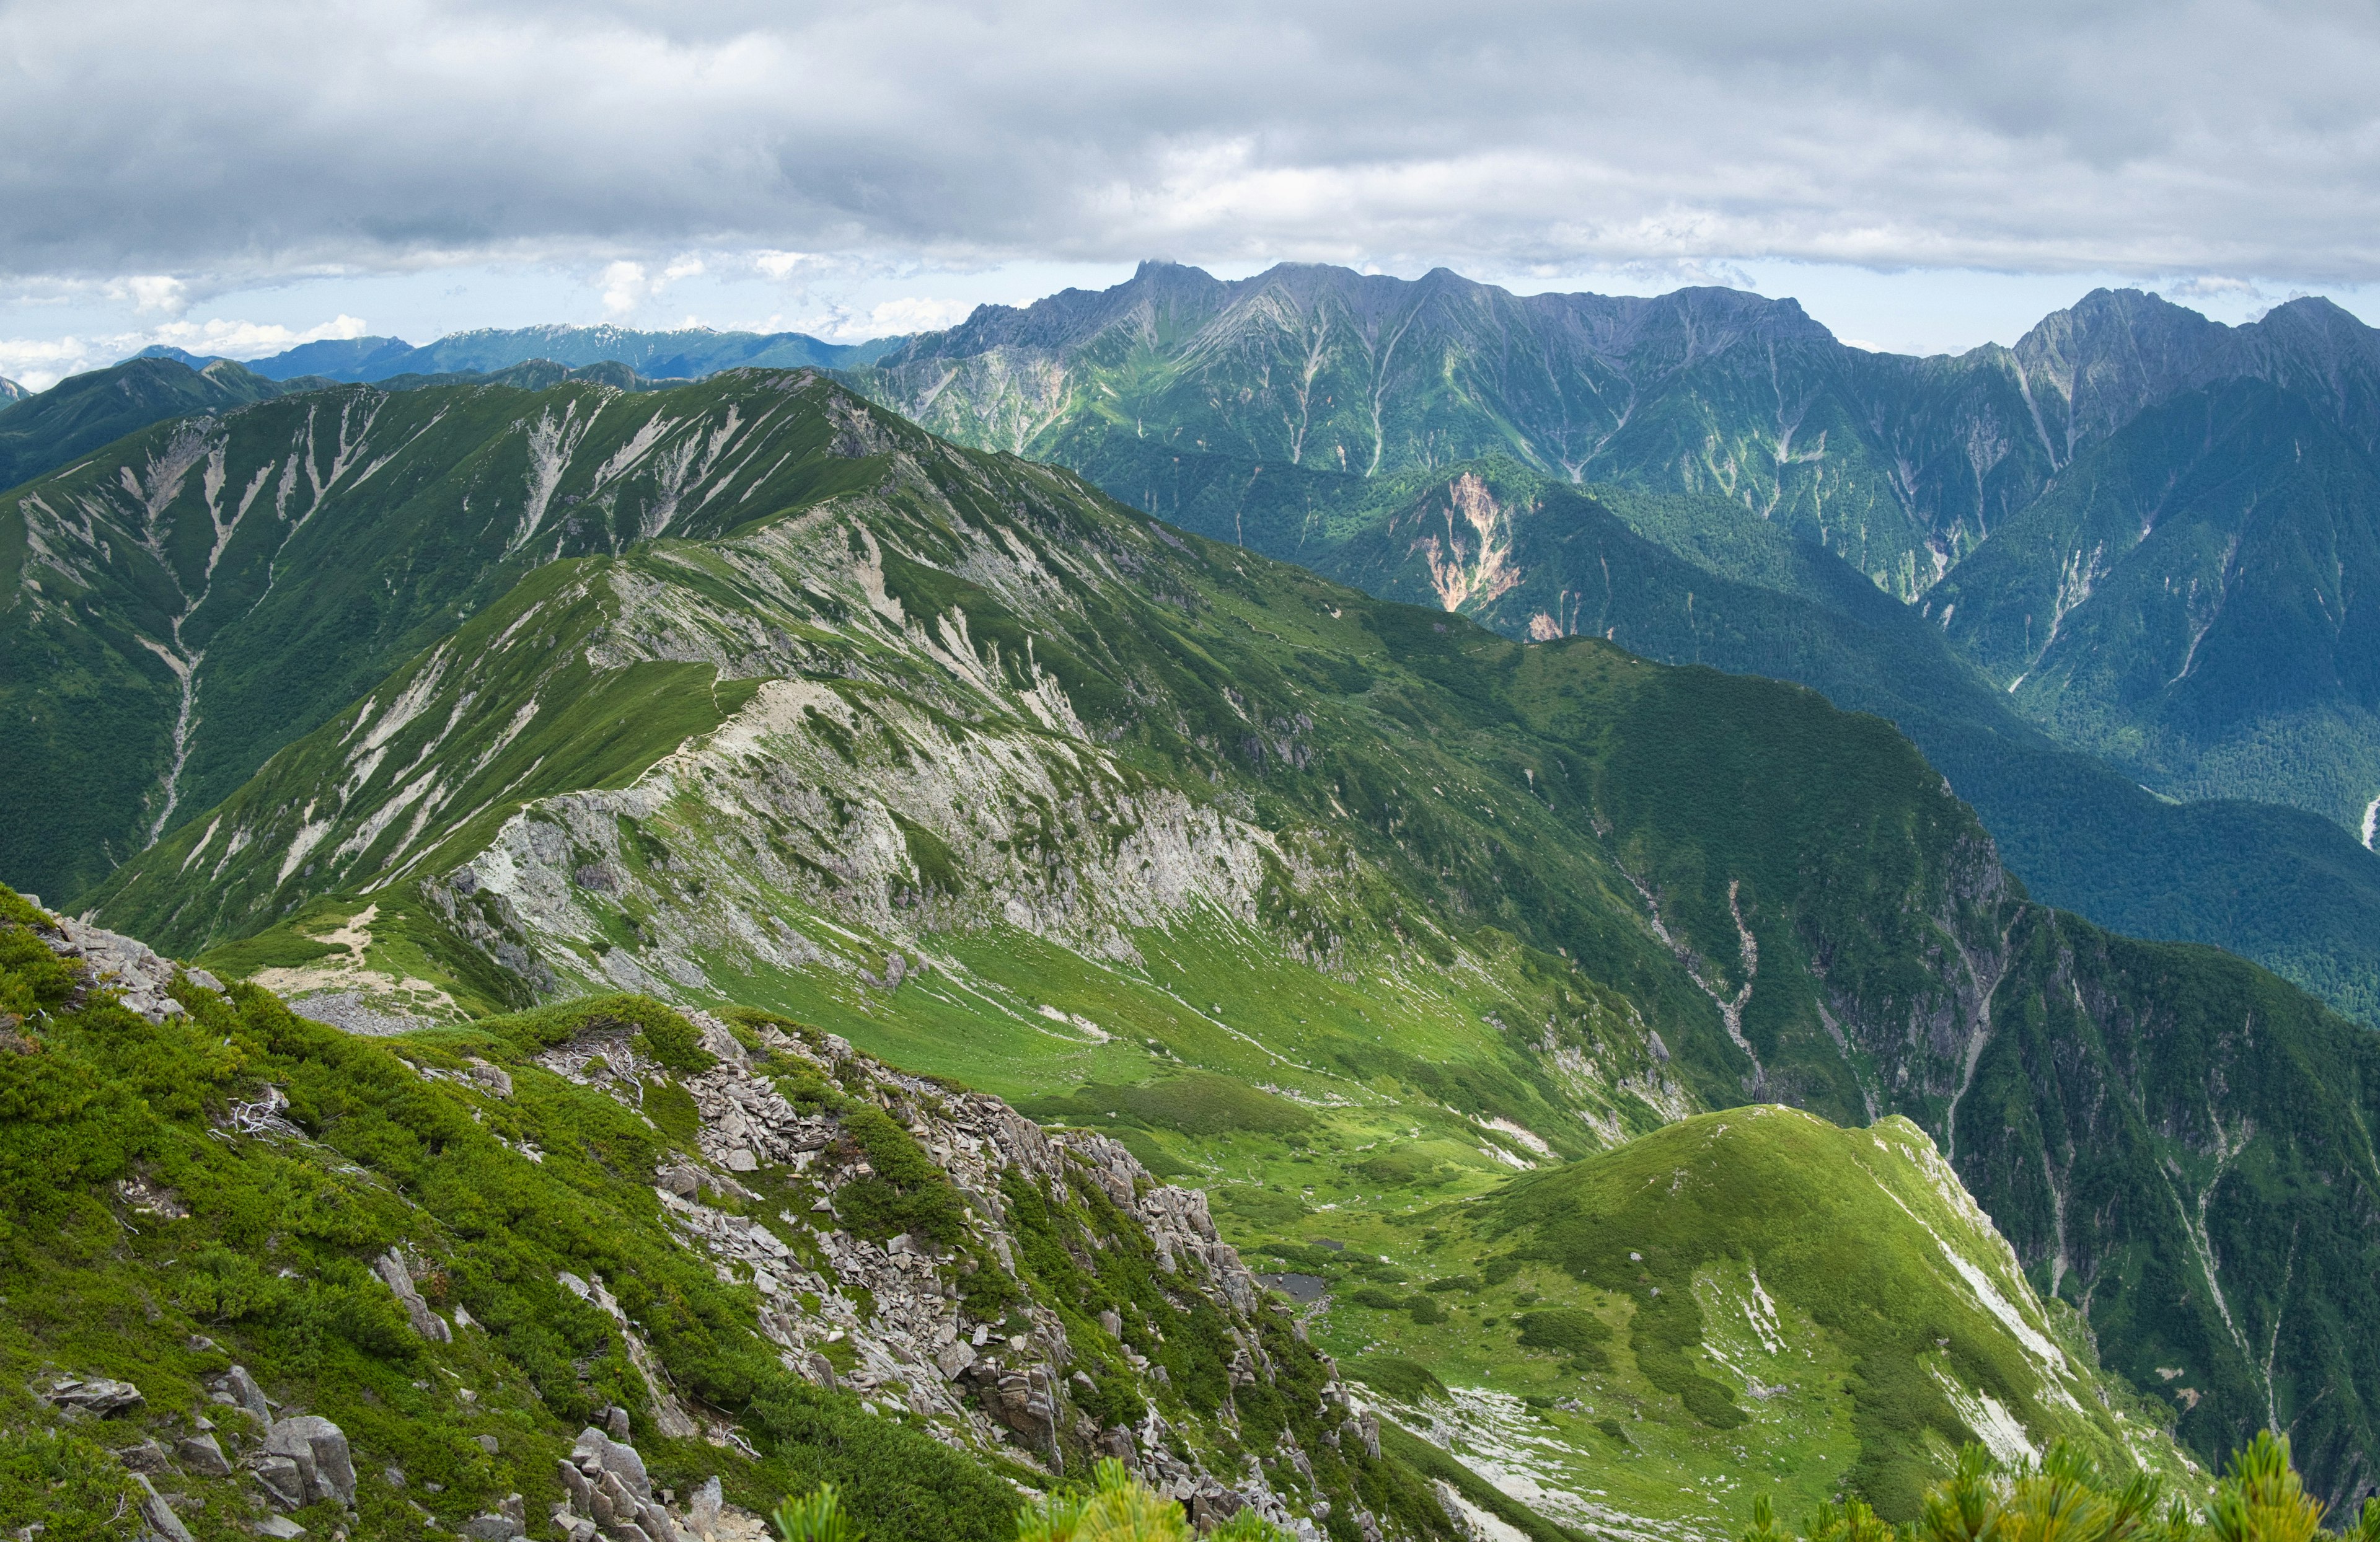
[2,884,1496,1542]
[64,370,2380,1512]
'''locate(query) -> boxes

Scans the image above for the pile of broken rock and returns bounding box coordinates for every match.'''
[553,1425,685,1541]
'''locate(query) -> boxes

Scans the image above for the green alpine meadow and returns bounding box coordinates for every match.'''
[2,319,2377,1538]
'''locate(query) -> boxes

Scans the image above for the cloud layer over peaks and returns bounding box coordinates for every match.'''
[5,0,2378,283]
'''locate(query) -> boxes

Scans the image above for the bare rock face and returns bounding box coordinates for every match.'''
[261,1414,356,1508]
[176,1432,234,1476]
[374,1246,455,1343]
[40,1373,144,1415]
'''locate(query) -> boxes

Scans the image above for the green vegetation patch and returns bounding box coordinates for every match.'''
[1019,1072,1316,1135]
[1488,1108,2108,1518]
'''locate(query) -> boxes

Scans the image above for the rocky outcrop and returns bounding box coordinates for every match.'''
[553,1425,683,1541]
[537,1010,1380,1539]
[252,1414,356,1509]
[30,911,220,1025]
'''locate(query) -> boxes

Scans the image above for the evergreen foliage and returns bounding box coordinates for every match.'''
[1741,1434,2380,1542]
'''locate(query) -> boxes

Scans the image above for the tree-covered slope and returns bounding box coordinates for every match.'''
[847,267,2380,846]
[0,356,294,495]
[1086,448,2380,1026]
[1930,379,2380,829]
[77,372,2380,1506]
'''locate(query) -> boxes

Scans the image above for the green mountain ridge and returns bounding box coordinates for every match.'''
[1103,452,2380,1025]
[0,356,298,496]
[1,366,881,902]
[846,264,2380,850]
[53,371,2380,1508]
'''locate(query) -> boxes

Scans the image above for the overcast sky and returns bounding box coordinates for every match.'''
[5,0,2378,387]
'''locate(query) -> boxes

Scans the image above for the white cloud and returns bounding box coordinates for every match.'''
[0,313,368,390]
[754,251,818,281]
[599,261,650,317]
[863,296,977,333]
[111,275,190,314]
[597,255,709,317]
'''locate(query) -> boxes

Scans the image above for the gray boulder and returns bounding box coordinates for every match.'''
[43,1375,144,1415]
[133,1475,196,1542]
[571,1424,650,1497]
[176,1432,234,1476]
[218,1364,271,1422]
[264,1414,356,1507]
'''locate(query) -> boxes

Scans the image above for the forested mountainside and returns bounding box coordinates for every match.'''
[1084,452,2380,1024]
[847,265,2380,841]
[43,369,2378,1509]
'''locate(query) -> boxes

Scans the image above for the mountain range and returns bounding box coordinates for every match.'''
[7,273,2380,1531]
[146,322,904,387]
[4,365,2373,1516]
[851,265,2380,840]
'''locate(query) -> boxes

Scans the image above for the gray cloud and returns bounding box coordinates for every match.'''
[4,0,2377,283]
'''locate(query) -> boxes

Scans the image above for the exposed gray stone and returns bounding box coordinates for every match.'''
[571,1425,650,1498]
[264,1414,356,1507]
[42,1374,144,1415]
[221,1364,271,1422]
[176,1433,233,1476]
[247,1453,307,1510]
[133,1476,196,1542]
[374,1247,454,1343]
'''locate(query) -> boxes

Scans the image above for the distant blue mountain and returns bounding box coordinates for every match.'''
[246,337,417,379]
[232,324,903,382]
